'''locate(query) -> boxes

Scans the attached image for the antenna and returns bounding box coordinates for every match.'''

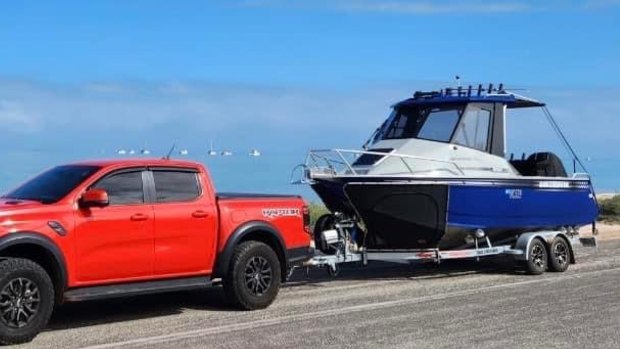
[163,143,176,160]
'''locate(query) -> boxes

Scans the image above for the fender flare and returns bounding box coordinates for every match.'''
[0,232,68,289]
[213,221,287,279]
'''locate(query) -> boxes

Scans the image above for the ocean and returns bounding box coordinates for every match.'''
[0,150,617,202]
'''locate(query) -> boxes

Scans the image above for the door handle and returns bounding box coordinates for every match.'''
[130,213,149,221]
[192,210,209,218]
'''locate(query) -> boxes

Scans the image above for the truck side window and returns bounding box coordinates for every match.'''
[153,171,201,203]
[92,171,144,205]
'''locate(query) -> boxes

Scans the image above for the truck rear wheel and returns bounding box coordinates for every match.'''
[223,241,281,310]
[0,258,55,345]
[524,239,547,275]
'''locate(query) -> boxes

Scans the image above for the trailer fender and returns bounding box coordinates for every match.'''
[513,231,576,264]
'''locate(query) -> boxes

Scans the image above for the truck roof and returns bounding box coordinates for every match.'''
[69,158,204,169]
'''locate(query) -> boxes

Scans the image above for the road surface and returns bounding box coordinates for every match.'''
[15,240,620,349]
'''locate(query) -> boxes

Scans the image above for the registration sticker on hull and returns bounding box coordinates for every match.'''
[505,189,522,199]
[262,208,301,219]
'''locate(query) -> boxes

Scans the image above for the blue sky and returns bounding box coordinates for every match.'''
[0,0,619,192]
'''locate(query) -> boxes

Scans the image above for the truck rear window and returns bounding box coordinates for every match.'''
[153,170,201,203]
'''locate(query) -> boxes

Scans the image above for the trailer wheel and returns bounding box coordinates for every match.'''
[223,241,281,310]
[326,264,340,277]
[525,239,547,275]
[0,258,55,345]
[548,237,570,272]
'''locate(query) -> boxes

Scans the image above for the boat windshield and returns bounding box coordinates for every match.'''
[373,106,463,143]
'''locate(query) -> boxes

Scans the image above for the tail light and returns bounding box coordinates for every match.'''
[302,205,311,235]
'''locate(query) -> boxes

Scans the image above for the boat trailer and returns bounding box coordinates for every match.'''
[301,220,598,276]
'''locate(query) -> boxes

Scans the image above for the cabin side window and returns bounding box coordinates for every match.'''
[417,108,461,142]
[453,108,492,151]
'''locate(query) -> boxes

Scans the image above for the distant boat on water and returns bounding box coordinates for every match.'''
[116,149,127,155]
[208,141,218,156]
[179,149,189,156]
[249,149,261,157]
[221,150,233,156]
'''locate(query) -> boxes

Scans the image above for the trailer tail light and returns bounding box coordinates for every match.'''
[302,205,311,235]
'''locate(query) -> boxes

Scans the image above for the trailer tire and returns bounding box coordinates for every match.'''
[223,241,281,310]
[525,239,547,275]
[548,237,570,272]
[0,258,55,345]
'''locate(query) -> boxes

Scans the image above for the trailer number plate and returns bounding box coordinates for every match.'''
[477,247,501,255]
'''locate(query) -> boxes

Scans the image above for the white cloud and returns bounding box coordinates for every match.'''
[0,79,617,158]
[0,79,400,152]
[234,0,620,13]
[236,0,530,13]
[335,0,530,14]
[0,100,40,132]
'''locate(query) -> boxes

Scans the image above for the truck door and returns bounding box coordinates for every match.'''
[149,168,217,275]
[74,169,154,283]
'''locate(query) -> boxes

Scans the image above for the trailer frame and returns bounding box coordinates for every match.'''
[303,222,597,275]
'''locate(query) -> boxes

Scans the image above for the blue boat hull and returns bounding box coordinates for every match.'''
[312,177,599,250]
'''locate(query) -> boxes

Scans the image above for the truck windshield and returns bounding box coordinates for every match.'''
[376,106,463,143]
[3,165,100,204]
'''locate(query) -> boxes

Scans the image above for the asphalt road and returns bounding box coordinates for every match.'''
[14,240,620,349]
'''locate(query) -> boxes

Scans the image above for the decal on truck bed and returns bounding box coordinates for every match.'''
[262,208,301,219]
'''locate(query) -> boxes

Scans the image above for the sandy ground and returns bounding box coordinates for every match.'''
[581,223,620,241]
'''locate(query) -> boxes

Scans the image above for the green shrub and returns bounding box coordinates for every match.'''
[307,202,330,228]
[598,195,620,223]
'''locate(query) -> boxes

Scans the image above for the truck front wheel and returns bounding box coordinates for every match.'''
[0,258,55,345]
[223,241,281,310]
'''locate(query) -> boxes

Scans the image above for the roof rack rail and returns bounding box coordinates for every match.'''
[413,83,507,99]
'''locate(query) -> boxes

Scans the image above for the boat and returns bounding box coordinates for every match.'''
[208,141,218,156]
[249,149,262,157]
[299,84,599,252]
[221,150,233,156]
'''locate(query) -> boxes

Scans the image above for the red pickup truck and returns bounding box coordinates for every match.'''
[0,159,313,344]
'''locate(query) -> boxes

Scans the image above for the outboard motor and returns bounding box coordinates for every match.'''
[510,152,567,177]
[528,152,567,177]
[313,214,361,254]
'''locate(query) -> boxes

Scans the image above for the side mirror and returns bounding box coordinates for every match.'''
[80,189,109,208]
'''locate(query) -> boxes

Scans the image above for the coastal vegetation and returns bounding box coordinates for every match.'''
[598,195,620,223]
[308,202,330,227]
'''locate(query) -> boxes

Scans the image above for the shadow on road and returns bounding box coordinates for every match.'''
[46,287,234,332]
[285,256,522,287]
[45,258,521,332]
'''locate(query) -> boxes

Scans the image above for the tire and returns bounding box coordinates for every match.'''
[223,241,281,310]
[313,214,335,253]
[548,237,571,272]
[525,239,548,275]
[0,258,55,345]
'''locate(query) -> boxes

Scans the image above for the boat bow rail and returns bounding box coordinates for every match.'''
[290,148,466,184]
